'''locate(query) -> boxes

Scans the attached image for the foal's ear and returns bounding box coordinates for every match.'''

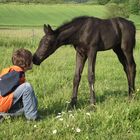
[44,24,54,35]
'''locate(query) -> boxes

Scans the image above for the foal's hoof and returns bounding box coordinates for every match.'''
[69,98,77,109]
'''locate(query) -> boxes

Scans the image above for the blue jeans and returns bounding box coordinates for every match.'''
[8,82,38,120]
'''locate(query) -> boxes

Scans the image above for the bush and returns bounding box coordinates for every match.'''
[106,3,130,18]
[129,0,140,15]
[109,0,127,4]
[98,0,110,5]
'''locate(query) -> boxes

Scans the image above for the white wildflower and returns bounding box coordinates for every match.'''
[52,129,57,134]
[68,110,72,113]
[66,101,70,104]
[136,89,140,92]
[69,114,74,118]
[59,118,63,121]
[76,128,81,133]
[86,112,91,116]
[34,125,37,128]
[56,115,61,119]
[58,112,61,115]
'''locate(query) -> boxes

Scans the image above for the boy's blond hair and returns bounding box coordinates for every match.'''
[12,48,32,70]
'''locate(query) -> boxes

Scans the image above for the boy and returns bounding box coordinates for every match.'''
[0,48,38,121]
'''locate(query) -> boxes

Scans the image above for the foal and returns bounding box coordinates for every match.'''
[33,16,136,107]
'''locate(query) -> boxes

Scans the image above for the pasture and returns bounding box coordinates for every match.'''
[0,4,107,27]
[0,3,140,140]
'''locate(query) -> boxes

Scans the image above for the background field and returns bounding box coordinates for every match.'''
[0,3,140,140]
[0,4,140,28]
[0,4,107,27]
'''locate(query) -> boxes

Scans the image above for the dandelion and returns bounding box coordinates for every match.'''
[52,129,57,134]
[76,128,81,133]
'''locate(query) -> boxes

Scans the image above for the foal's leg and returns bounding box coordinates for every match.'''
[114,46,136,98]
[113,47,129,81]
[87,47,97,105]
[70,51,87,107]
[122,49,136,97]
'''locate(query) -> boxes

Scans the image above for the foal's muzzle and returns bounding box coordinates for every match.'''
[32,54,41,65]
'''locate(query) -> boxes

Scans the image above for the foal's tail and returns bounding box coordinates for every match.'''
[118,17,136,49]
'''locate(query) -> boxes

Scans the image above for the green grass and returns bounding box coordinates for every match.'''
[0,3,140,28]
[0,29,140,140]
[0,4,107,27]
[0,3,140,140]
[129,15,140,29]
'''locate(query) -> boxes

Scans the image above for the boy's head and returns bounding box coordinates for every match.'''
[12,48,33,71]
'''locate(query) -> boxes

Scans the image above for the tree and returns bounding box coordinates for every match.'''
[109,0,128,4]
[129,0,140,14]
[98,0,110,5]
[106,3,130,18]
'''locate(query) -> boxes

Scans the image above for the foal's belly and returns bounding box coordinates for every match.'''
[97,36,120,51]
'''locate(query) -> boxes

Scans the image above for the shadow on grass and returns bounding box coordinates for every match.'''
[96,90,128,103]
[38,90,128,118]
[72,90,128,108]
[38,100,70,118]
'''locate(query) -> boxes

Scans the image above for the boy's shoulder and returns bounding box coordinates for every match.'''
[0,65,24,77]
[10,65,24,72]
[0,67,11,77]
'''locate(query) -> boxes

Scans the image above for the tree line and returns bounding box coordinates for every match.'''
[0,0,140,17]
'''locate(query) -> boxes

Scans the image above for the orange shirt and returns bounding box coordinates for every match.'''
[0,65,25,112]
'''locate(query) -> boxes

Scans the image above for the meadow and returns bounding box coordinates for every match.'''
[0,3,140,140]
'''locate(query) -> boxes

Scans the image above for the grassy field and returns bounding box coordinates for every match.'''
[0,4,107,27]
[0,29,140,140]
[0,3,140,140]
[0,4,140,28]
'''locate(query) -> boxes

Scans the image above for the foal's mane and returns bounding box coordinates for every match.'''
[55,16,90,33]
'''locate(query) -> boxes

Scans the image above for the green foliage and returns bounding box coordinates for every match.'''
[97,0,110,5]
[0,0,94,4]
[129,0,140,15]
[106,3,130,18]
[109,0,128,4]
[0,0,64,3]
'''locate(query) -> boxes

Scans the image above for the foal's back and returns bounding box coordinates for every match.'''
[75,17,135,51]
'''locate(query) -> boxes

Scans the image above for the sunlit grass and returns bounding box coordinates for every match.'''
[0,28,140,139]
[0,4,107,27]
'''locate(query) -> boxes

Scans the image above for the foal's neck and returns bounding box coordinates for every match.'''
[55,24,79,47]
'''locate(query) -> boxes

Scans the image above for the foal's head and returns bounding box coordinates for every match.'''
[33,24,56,65]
